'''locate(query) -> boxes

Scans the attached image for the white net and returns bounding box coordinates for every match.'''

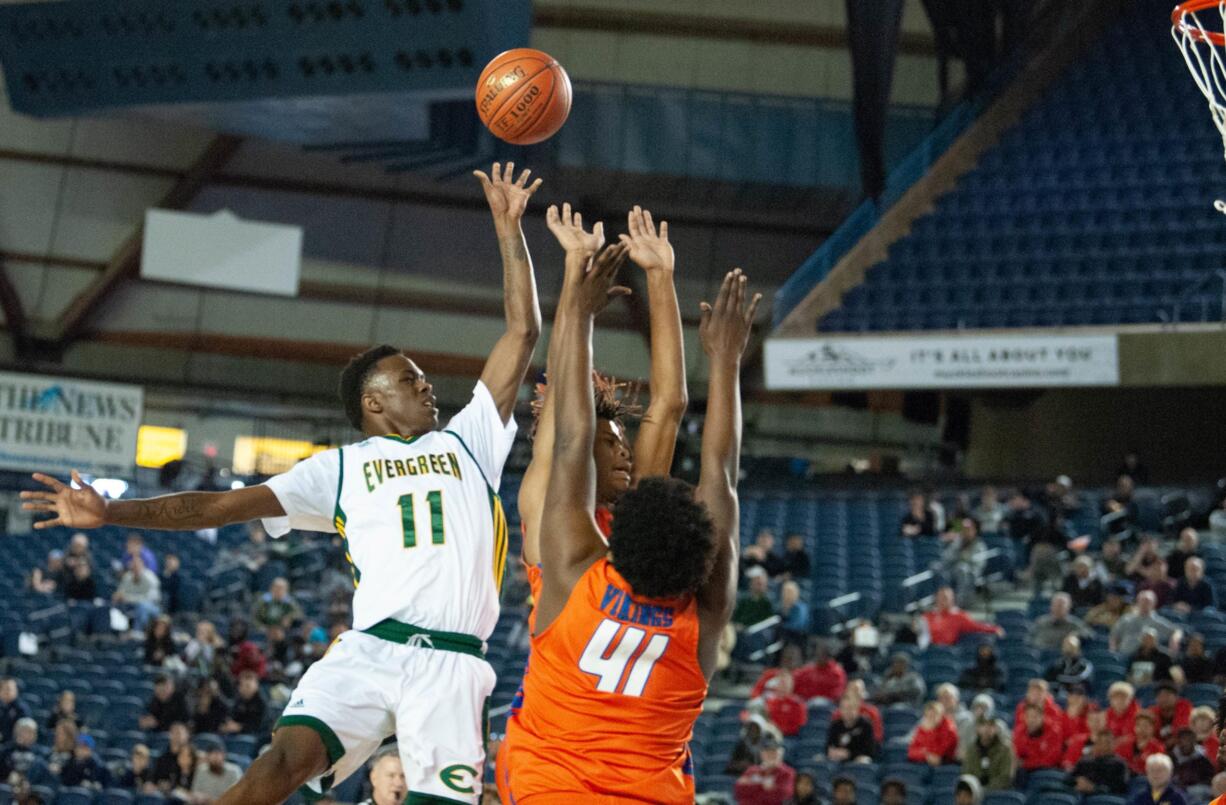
[1173,1,1226,212]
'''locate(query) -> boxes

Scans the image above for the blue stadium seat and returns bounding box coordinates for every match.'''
[53,788,94,805]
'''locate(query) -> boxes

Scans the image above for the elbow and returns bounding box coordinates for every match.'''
[510,318,542,345]
[650,392,689,422]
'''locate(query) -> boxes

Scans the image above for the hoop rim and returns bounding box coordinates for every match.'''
[1173,0,1226,46]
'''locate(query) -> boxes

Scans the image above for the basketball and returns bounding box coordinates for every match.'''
[475,48,572,145]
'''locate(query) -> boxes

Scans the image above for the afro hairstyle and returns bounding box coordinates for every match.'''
[338,344,401,431]
[529,371,641,440]
[607,476,715,599]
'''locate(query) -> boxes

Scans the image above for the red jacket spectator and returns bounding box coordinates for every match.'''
[734,761,795,805]
[924,607,1001,647]
[1202,732,1219,768]
[1013,708,1065,771]
[1106,698,1139,741]
[792,659,846,702]
[764,694,807,738]
[1151,698,1193,747]
[831,699,884,743]
[908,714,959,764]
[1116,734,1166,776]
[1013,693,1065,733]
[750,668,792,700]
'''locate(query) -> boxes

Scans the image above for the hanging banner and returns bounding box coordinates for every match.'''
[765,334,1120,390]
[0,371,144,476]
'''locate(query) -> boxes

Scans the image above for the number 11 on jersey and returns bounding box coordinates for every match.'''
[399,490,445,548]
[578,619,669,697]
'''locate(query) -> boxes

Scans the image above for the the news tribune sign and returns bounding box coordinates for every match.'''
[0,371,144,476]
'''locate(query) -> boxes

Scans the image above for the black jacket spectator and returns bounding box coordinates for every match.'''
[145,618,175,667]
[1044,655,1093,693]
[227,689,267,735]
[782,535,811,579]
[62,565,97,601]
[60,741,113,789]
[1005,502,1045,545]
[1071,750,1129,795]
[191,693,229,735]
[143,684,190,733]
[958,647,1005,693]
[160,555,182,614]
[0,680,31,742]
[1173,577,1216,611]
[826,715,878,762]
[1129,645,1175,685]
[1062,571,1105,610]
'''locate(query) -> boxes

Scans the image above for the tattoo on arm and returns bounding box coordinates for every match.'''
[108,494,223,530]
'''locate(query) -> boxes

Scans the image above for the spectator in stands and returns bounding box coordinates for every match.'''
[1071,729,1130,797]
[777,581,810,648]
[725,717,769,777]
[1013,680,1065,739]
[936,683,974,744]
[161,742,197,801]
[1062,555,1106,610]
[742,530,786,580]
[880,779,907,805]
[145,615,176,667]
[191,736,241,802]
[0,679,30,742]
[1127,536,1163,582]
[361,747,408,805]
[751,645,806,700]
[1172,727,1215,800]
[958,643,1005,694]
[733,568,776,631]
[161,553,183,614]
[734,734,794,805]
[1118,451,1149,486]
[113,553,161,631]
[1191,706,1219,762]
[961,716,1013,791]
[924,586,1004,646]
[152,722,191,783]
[842,680,885,743]
[1030,593,1093,652]
[1118,711,1166,776]
[974,487,1004,535]
[1107,681,1141,741]
[1028,511,1071,595]
[45,719,76,777]
[901,492,937,538]
[781,534,811,580]
[0,717,49,788]
[955,776,983,805]
[1128,628,1178,686]
[1111,590,1183,656]
[967,694,1012,754]
[30,550,65,595]
[1167,529,1200,582]
[140,675,190,732]
[836,620,883,678]
[184,620,225,679]
[830,777,856,805]
[826,693,878,764]
[63,532,92,576]
[116,743,156,792]
[221,671,266,735]
[1044,635,1093,694]
[1103,475,1140,530]
[1013,702,1065,785]
[909,701,960,767]
[940,517,987,607]
[45,690,81,732]
[190,678,228,735]
[762,672,807,737]
[1173,558,1216,613]
[59,734,112,789]
[124,532,159,575]
[1138,560,1178,610]
[874,652,926,707]
[1087,582,1133,630]
[1062,687,1099,753]
[1100,538,1128,581]
[1004,490,1044,545]
[1152,681,1193,748]
[1129,752,1186,805]
[787,772,819,805]
[63,561,97,602]
[252,577,303,629]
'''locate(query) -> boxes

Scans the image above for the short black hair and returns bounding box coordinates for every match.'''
[881,779,906,795]
[607,476,715,599]
[834,776,856,792]
[339,345,401,430]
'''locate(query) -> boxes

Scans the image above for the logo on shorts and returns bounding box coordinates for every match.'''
[440,764,478,794]
[287,699,305,709]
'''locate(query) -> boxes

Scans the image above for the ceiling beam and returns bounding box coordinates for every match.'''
[533,7,937,56]
[51,134,244,346]
[0,257,32,360]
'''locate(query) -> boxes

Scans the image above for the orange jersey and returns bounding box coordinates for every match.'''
[505,557,705,803]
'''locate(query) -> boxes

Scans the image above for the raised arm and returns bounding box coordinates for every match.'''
[619,206,687,480]
[22,470,284,531]
[695,270,761,659]
[534,209,630,632]
[517,204,611,566]
[473,162,544,423]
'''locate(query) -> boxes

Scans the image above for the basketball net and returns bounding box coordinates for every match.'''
[1173,0,1226,212]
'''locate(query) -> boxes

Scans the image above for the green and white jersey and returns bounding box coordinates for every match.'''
[262,382,515,640]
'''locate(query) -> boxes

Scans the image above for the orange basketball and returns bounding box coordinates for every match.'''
[475,48,572,146]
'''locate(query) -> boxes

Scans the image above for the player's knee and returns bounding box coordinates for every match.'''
[259,730,329,784]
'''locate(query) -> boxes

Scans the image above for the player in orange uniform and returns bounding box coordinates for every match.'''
[495,204,687,801]
[503,218,758,805]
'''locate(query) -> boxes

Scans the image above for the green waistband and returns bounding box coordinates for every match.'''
[363,618,485,658]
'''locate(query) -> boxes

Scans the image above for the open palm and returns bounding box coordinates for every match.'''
[473,162,543,222]
[546,202,605,255]
[20,470,106,530]
[619,205,674,273]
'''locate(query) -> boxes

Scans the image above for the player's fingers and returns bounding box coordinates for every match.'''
[659,220,669,242]
[608,286,633,299]
[592,221,604,245]
[32,472,66,492]
[515,167,531,187]
[627,206,641,239]
[643,209,656,237]
[33,517,63,530]
[491,162,503,183]
[22,502,57,513]
[574,211,583,231]
[746,292,763,324]
[546,204,559,222]
[504,162,515,183]
[716,270,735,313]
[19,491,57,502]
[562,202,572,225]
[472,170,491,188]
[526,178,544,196]
[70,469,87,489]
[734,272,747,312]
[699,301,713,332]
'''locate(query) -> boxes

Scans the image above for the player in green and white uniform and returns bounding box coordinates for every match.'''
[22,164,543,805]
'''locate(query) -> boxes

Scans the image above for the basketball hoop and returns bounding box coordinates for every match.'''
[1173,0,1226,212]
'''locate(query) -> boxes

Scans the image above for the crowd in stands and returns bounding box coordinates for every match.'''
[724,461,1226,805]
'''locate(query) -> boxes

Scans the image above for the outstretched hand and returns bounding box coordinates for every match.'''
[619,205,674,274]
[20,470,106,530]
[473,162,543,225]
[699,268,762,361]
[574,243,632,316]
[546,203,605,256]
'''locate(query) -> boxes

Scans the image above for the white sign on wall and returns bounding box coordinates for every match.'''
[0,371,144,476]
[765,334,1120,390]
